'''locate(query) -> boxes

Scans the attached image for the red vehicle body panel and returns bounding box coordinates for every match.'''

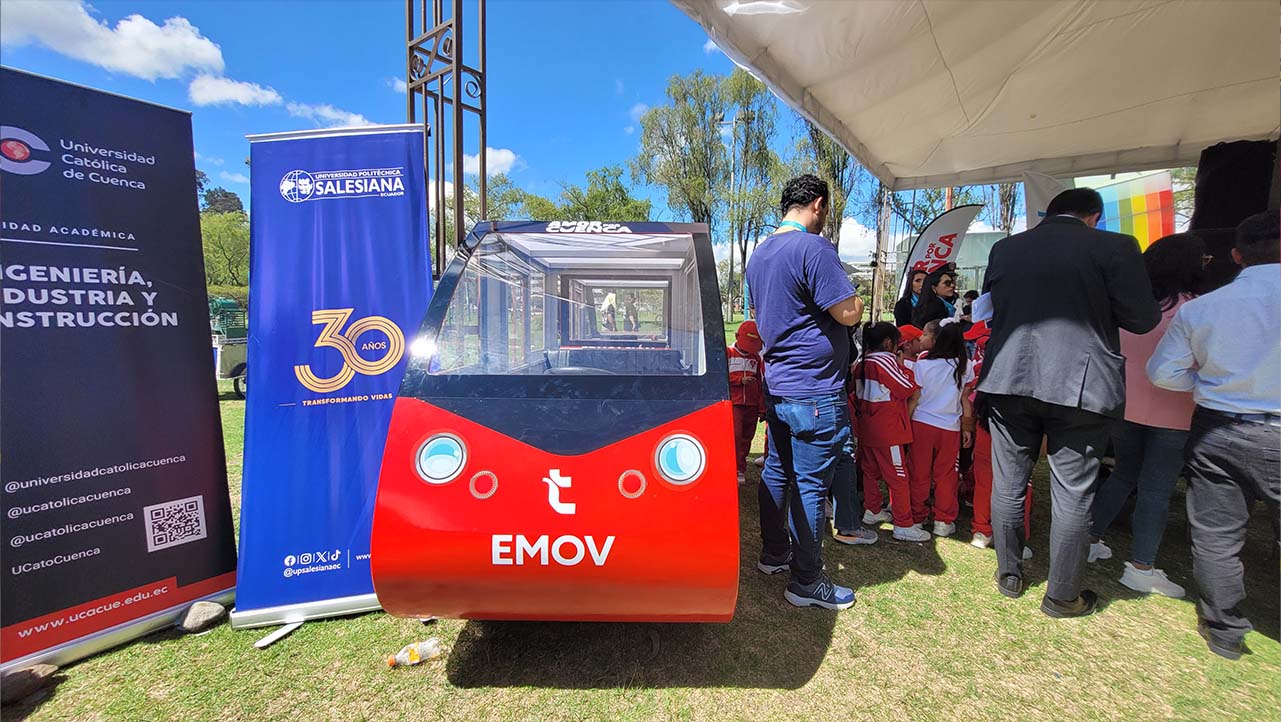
[371,397,739,622]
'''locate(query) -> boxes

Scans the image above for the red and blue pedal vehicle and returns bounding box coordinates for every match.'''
[370,221,738,622]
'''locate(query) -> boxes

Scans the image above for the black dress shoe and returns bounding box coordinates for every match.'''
[1040,590,1098,618]
[1198,622,1244,660]
[994,572,1024,599]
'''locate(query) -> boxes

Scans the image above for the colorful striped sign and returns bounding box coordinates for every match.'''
[1096,172,1175,249]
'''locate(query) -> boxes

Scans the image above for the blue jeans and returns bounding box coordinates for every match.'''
[759,392,853,585]
[831,445,863,533]
[1091,420,1189,565]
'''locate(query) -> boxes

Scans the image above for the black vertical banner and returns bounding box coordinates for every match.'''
[0,67,236,669]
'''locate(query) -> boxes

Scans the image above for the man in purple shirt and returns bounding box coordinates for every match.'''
[746,174,865,610]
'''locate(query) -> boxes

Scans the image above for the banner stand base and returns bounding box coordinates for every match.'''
[253,621,303,649]
[1,588,235,676]
[229,593,381,630]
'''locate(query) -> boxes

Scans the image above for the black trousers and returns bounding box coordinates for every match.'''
[987,394,1110,601]
[1185,407,1281,645]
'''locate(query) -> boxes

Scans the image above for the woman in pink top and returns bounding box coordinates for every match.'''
[1090,233,1207,598]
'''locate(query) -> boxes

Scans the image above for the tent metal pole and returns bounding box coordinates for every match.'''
[870,184,892,321]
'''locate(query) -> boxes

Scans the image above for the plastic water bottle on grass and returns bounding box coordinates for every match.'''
[387,638,442,667]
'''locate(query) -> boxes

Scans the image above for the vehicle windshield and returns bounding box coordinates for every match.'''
[428,231,707,376]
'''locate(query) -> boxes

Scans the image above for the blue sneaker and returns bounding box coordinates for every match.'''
[784,574,855,610]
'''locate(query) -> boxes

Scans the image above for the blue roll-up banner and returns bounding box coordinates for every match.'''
[1,67,237,671]
[232,125,431,627]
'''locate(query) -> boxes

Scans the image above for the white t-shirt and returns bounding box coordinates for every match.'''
[911,357,975,431]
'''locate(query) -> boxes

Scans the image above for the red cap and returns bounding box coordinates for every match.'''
[896,325,923,347]
[735,320,763,354]
[964,320,991,341]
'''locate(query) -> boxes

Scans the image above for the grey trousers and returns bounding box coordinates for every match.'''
[1185,407,1281,645]
[987,394,1110,601]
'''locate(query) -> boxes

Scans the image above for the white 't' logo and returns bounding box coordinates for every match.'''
[541,469,575,515]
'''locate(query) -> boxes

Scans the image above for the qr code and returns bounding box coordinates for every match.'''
[142,495,208,552]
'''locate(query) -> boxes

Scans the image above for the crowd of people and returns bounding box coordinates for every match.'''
[730,174,1279,661]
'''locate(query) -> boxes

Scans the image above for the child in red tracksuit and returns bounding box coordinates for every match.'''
[852,322,929,542]
[727,320,765,483]
[908,320,974,538]
[965,320,1034,556]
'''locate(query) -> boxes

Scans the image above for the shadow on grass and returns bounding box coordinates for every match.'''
[446,474,946,689]
[0,672,67,722]
[961,467,1279,642]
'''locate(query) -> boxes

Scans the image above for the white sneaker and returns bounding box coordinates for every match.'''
[1120,562,1185,598]
[1022,546,1034,560]
[933,521,956,538]
[1088,540,1112,563]
[752,455,765,468]
[893,525,931,542]
[971,532,992,549]
[736,471,747,485]
[862,508,893,525]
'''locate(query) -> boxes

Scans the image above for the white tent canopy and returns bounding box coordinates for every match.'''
[674,0,1280,190]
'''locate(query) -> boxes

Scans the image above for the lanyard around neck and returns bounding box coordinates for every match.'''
[776,220,808,234]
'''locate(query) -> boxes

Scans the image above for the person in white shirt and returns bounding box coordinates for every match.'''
[1147,210,1280,661]
[907,319,975,538]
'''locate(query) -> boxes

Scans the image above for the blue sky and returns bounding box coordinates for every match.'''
[0,0,747,214]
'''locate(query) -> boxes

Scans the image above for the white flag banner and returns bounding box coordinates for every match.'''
[1023,171,1070,230]
[899,204,984,293]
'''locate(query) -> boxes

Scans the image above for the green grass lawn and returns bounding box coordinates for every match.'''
[4,381,1278,722]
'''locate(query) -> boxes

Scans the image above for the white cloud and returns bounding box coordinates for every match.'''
[462,147,521,176]
[194,151,224,166]
[286,101,372,128]
[220,171,249,185]
[838,217,878,264]
[628,103,649,123]
[703,38,719,54]
[624,126,635,135]
[713,241,732,264]
[0,0,223,80]
[723,1,806,16]
[968,218,1022,236]
[387,77,408,94]
[188,74,281,106]
[426,180,455,211]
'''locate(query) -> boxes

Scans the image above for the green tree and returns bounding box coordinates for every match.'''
[200,211,250,286]
[632,70,728,230]
[522,193,559,220]
[889,186,984,235]
[434,174,559,257]
[1172,166,1195,227]
[557,165,651,221]
[721,69,782,317]
[203,187,244,215]
[983,182,1020,235]
[484,173,533,220]
[633,69,793,315]
[797,119,871,249]
[195,169,209,199]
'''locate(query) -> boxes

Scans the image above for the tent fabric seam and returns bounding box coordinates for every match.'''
[918,0,971,124]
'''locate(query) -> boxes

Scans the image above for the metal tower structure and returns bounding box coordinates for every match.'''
[406,0,487,277]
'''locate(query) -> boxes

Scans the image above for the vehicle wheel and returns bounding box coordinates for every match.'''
[232,365,247,399]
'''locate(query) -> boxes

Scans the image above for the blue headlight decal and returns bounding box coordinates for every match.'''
[416,433,466,484]
[655,434,705,485]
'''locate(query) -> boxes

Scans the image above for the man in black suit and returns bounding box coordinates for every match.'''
[978,188,1160,617]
